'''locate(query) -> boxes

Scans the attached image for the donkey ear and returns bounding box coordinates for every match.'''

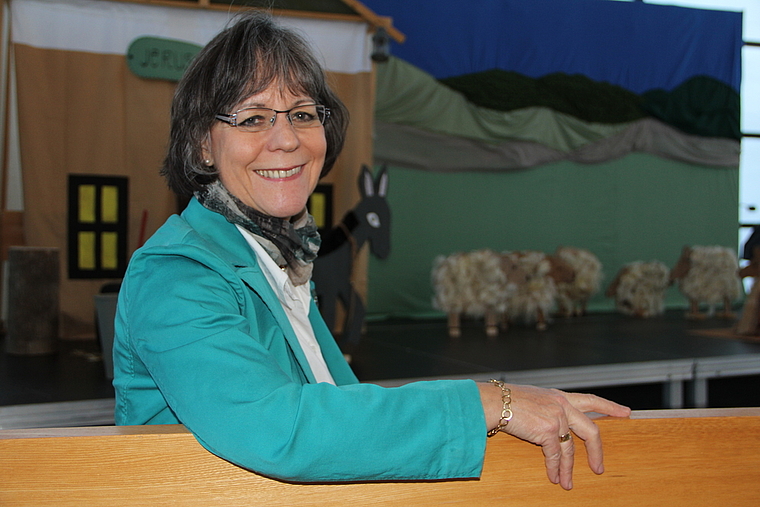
[376,165,389,198]
[360,164,374,197]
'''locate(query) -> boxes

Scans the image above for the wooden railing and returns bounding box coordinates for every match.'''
[1,408,759,506]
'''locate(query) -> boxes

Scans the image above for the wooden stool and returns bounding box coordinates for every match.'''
[5,246,60,355]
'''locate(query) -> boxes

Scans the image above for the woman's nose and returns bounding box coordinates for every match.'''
[265,113,300,151]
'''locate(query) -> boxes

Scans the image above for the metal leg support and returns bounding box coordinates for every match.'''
[692,378,709,408]
[663,380,684,409]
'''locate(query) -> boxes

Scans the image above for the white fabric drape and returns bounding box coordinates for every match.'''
[11,0,372,74]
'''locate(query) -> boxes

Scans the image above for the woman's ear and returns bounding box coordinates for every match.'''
[201,136,214,167]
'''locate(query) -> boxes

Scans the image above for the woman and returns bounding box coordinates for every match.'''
[113,12,630,489]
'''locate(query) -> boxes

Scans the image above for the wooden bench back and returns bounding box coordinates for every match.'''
[1,408,759,506]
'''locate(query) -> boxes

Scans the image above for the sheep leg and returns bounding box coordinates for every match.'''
[536,308,548,331]
[685,299,706,320]
[447,312,461,338]
[499,312,510,333]
[556,299,571,318]
[485,310,499,339]
[717,296,736,320]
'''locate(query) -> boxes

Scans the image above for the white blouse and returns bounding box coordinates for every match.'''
[236,225,336,384]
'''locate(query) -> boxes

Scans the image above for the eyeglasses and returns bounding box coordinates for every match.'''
[215,104,329,132]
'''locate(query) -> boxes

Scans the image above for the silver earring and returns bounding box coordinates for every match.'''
[203,159,212,166]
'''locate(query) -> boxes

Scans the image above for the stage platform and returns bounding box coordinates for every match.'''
[352,310,760,410]
[2,309,760,429]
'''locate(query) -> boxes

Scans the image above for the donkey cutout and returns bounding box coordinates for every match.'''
[312,165,390,350]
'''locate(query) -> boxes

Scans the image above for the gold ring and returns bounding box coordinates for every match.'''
[559,432,572,443]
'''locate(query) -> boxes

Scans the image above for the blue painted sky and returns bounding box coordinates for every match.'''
[363,0,742,93]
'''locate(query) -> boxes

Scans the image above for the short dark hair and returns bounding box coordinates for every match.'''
[162,11,349,197]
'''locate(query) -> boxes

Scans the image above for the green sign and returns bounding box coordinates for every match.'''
[126,37,202,82]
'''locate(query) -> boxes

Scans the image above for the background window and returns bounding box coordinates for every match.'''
[67,175,128,279]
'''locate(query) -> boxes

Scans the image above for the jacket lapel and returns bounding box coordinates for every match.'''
[182,198,318,384]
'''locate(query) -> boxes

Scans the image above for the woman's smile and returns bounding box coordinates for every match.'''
[254,165,304,180]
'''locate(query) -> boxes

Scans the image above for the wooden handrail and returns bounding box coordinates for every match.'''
[1,408,759,506]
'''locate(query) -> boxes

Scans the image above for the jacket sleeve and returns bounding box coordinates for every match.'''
[116,246,487,482]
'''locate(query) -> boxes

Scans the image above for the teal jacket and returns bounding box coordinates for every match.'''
[113,198,486,482]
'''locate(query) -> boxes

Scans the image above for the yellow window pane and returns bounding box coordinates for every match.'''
[101,232,118,270]
[101,186,119,223]
[78,185,96,223]
[310,193,326,229]
[78,232,96,270]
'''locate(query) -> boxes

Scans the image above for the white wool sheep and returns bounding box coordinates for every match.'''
[670,245,743,319]
[606,261,670,318]
[432,249,522,337]
[554,246,603,317]
[503,250,572,331]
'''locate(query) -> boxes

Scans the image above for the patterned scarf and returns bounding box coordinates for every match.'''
[195,180,321,286]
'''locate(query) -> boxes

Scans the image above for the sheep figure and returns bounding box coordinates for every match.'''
[670,245,742,319]
[554,246,603,317]
[432,249,524,338]
[606,261,671,318]
[503,250,574,331]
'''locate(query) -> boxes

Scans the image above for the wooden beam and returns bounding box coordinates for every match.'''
[340,0,405,43]
[1,408,759,506]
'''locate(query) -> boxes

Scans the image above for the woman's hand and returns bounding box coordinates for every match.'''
[479,382,631,490]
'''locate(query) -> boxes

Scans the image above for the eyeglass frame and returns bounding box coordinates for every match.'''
[215,104,330,132]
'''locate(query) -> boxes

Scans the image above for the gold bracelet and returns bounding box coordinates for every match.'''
[487,379,513,437]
